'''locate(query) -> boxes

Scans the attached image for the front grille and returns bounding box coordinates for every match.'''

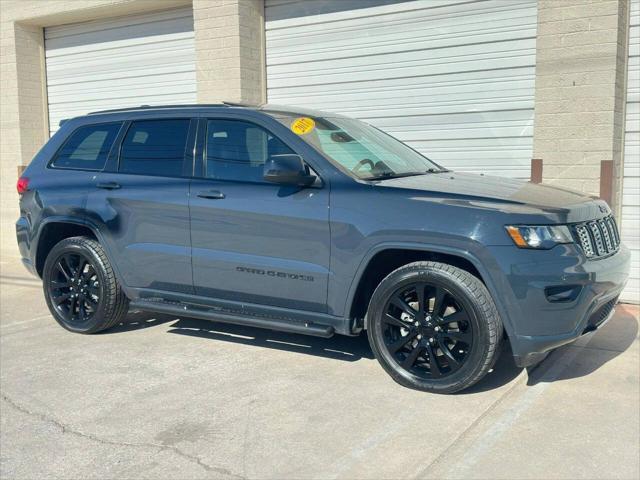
[573,216,620,259]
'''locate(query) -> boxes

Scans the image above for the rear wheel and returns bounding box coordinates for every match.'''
[43,236,129,333]
[367,261,502,393]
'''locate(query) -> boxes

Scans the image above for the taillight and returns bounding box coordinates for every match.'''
[17,177,29,195]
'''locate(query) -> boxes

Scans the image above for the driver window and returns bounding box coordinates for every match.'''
[205,119,294,182]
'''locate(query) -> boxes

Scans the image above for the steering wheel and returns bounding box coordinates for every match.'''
[352,158,375,175]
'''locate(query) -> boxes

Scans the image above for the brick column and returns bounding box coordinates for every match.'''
[0,20,48,253]
[532,0,630,215]
[193,0,265,104]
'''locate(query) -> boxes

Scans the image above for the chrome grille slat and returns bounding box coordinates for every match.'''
[608,217,620,245]
[573,215,620,259]
[588,222,605,256]
[601,219,613,251]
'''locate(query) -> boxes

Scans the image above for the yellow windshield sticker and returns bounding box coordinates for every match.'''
[291,117,315,135]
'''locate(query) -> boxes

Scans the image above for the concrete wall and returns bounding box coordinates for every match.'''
[533,0,631,216]
[0,0,265,253]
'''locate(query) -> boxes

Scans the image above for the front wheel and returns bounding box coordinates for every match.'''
[367,261,502,393]
[43,236,129,333]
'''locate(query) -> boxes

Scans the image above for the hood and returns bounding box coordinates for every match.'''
[374,172,609,223]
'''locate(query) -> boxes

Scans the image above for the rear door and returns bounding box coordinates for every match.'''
[189,116,331,312]
[86,117,196,294]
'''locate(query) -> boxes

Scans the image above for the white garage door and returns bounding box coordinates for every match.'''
[45,7,196,135]
[265,0,537,178]
[621,0,640,303]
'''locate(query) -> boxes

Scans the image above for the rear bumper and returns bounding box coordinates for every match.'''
[16,216,37,276]
[485,244,631,368]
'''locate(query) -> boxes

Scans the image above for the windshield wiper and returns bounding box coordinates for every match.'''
[365,168,449,181]
[365,171,426,181]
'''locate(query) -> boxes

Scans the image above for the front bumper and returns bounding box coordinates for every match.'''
[485,244,631,368]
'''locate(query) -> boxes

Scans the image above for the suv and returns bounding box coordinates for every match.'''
[16,104,630,393]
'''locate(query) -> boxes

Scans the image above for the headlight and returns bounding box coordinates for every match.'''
[505,225,574,249]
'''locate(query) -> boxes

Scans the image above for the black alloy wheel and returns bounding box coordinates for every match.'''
[43,236,129,333]
[382,282,473,379]
[367,261,502,393]
[47,252,100,325]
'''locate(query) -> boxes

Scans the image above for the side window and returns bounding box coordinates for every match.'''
[51,123,121,170]
[119,119,190,176]
[205,119,294,182]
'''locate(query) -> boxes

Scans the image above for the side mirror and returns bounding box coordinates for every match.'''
[264,154,316,186]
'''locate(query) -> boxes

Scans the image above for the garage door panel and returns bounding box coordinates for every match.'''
[47,56,196,86]
[46,75,196,98]
[267,45,536,86]
[270,80,535,111]
[47,92,196,119]
[268,67,535,97]
[45,37,195,71]
[45,9,194,51]
[621,211,639,238]
[45,29,194,59]
[267,0,534,36]
[45,39,196,80]
[268,25,536,65]
[621,0,639,303]
[622,177,640,207]
[370,108,534,125]
[45,7,196,135]
[266,0,536,179]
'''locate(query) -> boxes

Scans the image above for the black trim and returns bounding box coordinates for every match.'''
[194,118,206,177]
[104,121,130,173]
[129,298,336,338]
[132,287,352,336]
[183,119,198,178]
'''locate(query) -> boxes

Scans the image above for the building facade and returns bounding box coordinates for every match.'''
[1,0,638,302]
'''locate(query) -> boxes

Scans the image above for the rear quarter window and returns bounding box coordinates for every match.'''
[50,122,122,171]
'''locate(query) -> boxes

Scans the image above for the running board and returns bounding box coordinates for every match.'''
[129,299,335,338]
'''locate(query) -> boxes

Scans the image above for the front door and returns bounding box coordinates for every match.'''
[189,118,330,312]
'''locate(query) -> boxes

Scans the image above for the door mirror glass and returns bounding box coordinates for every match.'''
[263,154,316,186]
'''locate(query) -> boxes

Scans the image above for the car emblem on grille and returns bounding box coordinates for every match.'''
[599,204,608,214]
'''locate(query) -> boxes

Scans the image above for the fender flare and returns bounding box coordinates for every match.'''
[342,241,516,337]
[33,217,132,296]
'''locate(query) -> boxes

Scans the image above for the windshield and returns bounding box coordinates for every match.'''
[268,113,445,180]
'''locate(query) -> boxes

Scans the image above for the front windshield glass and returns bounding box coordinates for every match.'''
[268,113,445,180]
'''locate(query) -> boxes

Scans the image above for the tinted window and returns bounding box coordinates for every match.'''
[51,123,121,170]
[205,119,294,182]
[119,119,190,176]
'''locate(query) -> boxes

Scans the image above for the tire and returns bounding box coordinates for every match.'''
[367,261,502,394]
[43,236,129,333]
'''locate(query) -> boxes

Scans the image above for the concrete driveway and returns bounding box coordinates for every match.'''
[1,246,638,480]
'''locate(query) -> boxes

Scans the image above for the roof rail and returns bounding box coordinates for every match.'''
[222,100,263,108]
[87,104,229,115]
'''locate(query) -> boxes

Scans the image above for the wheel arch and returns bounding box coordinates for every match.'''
[345,243,514,339]
[35,219,100,276]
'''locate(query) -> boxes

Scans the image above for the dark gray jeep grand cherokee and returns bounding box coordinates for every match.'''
[16,104,630,393]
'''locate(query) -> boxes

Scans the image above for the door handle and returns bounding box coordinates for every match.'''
[96,182,121,190]
[197,190,225,199]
